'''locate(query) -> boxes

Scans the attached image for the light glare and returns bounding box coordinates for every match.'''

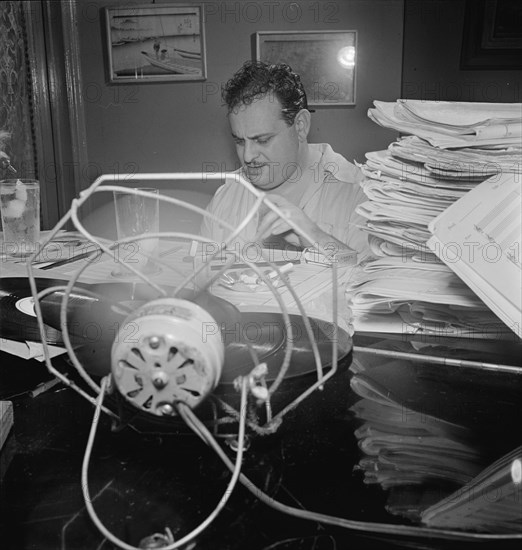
[337,46,355,68]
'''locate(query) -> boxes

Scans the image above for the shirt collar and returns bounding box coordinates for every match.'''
[309,143,361,183]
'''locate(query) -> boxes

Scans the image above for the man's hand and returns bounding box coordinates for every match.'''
[255,194,316,244]
[256,193,357,257]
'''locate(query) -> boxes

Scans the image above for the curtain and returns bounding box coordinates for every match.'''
[0,1,36,179]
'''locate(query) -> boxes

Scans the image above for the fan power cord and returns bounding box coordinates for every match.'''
[81,376,249,550]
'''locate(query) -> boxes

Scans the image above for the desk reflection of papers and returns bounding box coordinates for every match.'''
[349,335,522,533]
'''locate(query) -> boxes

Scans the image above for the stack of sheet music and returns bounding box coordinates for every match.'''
[368,99,522,148]
[348,99,522,339]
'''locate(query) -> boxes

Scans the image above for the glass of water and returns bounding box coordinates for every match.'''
[111,187,160,277]
[0,179,40,256]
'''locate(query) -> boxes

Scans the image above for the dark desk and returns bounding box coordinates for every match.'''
[1,338,521,550]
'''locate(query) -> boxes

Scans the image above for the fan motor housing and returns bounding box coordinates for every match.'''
[111,298,224,415]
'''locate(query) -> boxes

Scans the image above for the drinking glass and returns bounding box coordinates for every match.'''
[0,179,40,256]
[111,188,160,277]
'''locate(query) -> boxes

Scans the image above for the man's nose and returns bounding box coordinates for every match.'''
[243,141,259,164]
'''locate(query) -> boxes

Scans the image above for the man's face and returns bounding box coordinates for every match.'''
[228,94,300,190]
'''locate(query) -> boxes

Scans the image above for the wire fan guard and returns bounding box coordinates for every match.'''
[25,172,518,549]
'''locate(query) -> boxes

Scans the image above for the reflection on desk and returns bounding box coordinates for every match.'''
[1,334,522,549]
[349,338,522,531]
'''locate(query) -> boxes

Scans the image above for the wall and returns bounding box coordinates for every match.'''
[402,0,521,102]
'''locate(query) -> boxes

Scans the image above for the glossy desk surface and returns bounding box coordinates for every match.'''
[1,335,521,550]
[1,240,521,549]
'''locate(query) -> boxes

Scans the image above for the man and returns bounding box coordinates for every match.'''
[201,61,367,255]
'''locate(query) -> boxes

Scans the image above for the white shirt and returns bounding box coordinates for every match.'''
[201,143,368,253]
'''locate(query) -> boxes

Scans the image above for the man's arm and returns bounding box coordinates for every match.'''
[255,194,355,256]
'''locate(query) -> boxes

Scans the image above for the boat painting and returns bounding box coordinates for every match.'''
[141,51,202,75]
[172,48,201,60]
[105,4,206,83]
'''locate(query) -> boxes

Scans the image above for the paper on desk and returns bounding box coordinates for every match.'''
[0,230,89,264]
[361,179,455,210]
[345,255,513,338]
[33,240,189,285]
[363,225,432,255]
[396,99,522,129]
[212,262,355,334]
[389,136,522,175]
[368,100,522,148]
[357,199,442,226]
[360,163,471,196]
[365,150,479,189]
[347,271,485,312]
[427,171,522,339]
[0,338,66,362]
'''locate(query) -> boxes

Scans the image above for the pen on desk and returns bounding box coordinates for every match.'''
[30,378,61,398]
[210,260,299,270]
[159,244,183,258]
[39,249,98,270]
[40,243,182,270]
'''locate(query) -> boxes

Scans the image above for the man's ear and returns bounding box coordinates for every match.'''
[294,109,311,142]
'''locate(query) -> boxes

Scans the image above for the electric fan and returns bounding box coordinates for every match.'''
[26,173,522,549]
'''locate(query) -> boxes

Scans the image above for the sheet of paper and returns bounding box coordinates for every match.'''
[0,338,66,361]
[427,172,521,338]
[369,100,522,148]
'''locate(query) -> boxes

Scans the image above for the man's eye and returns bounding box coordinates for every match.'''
[234,139,244,146]
[256,137,271,145]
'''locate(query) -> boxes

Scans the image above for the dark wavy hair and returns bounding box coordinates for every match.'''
[222,60,308,125]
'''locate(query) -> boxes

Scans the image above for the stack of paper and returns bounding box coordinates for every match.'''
[348,100,522,338]
[368,100,522,148]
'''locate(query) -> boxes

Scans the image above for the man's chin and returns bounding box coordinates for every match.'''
[247,174,283,190]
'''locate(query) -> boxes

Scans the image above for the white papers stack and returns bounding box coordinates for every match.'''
[368,100,522,148]
[349,100,522,338]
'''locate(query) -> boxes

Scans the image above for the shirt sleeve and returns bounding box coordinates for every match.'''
[305,167,369,254]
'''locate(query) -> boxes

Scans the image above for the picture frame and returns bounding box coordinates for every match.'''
[460,0,522,70]
[255,30,357,107]
[104,3,207,84]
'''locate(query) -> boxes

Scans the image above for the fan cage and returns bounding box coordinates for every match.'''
[26,172,344,434]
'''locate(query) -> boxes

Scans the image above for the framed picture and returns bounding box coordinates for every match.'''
[460,0,522,69]
[255,31,357,107]
[104,3,206,84]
